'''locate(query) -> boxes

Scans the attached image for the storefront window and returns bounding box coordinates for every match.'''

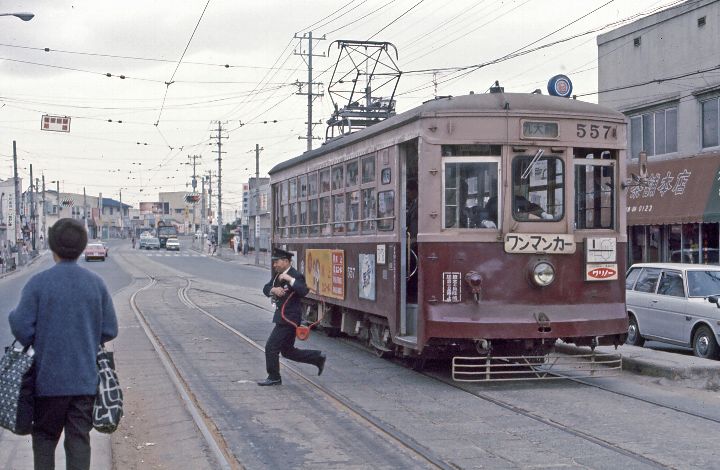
[701,223,719,264]
[629,226,645,264]
[647,225,662,262]
[668,225,681,262]
[681,224,699,263]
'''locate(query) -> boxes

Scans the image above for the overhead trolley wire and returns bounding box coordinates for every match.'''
[0,42,299,71]
[155,0,212,127]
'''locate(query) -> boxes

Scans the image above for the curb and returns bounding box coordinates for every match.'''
[555,342,720,387]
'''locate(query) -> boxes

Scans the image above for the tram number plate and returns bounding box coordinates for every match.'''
[504,233,575,254]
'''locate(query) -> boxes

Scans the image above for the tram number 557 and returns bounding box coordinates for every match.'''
[577,123,616,140]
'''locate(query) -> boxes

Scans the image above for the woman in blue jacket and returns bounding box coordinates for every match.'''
[9,218,118,470]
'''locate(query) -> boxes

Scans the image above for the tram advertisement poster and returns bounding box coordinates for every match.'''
[305,249,345,300]
[358,254,376,301]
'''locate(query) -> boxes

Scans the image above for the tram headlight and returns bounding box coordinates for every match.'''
[531,261,555,287]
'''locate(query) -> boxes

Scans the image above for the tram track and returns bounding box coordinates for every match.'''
[182,287,684,469]
[179,281,457,470]
[118,247,454,469]
[128,277,239,470]
[118,251,711,469]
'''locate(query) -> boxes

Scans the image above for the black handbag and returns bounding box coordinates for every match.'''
[92,346,123,434]
[0,341,35,435]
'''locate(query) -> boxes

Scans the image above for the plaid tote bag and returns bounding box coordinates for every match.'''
[0,342,34,435]
[92,346,123,434]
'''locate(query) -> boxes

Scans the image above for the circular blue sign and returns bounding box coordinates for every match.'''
[547,74,573,98]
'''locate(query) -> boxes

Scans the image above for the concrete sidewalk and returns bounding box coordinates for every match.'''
[188,241,271,268]
[557,342,720,389]
[0,249,48,280]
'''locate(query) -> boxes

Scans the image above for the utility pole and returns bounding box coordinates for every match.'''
[188,154,201,232]
[200,176,206,243]
[34,177,40,251]
[119,189,123,238]
[56,180,61,221]
[41,174,46,248]
[83,187,88,233]
[207,171,213,242]
[13,141,20,248]
[254,144,262,265]
[211,123,226,255]
[294,31,325,151]
[29,164,35,251]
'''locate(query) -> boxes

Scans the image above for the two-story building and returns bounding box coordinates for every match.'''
[598,0,720,265]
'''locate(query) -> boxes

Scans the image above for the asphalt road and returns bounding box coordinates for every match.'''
[5,239,720,469]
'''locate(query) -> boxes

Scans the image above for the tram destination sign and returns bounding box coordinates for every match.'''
[504,233,575,254]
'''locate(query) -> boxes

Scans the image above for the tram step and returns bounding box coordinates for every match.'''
[394,335,418,347]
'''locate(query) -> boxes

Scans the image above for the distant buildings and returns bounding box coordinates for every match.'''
[598,0,720,265]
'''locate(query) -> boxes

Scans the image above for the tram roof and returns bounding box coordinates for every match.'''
[269,92,624,175]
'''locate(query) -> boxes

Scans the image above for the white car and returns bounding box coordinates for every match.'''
[626,263,720,359]
[165,237,180,251]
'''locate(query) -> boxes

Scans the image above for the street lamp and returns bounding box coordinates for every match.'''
[0,12,34,21]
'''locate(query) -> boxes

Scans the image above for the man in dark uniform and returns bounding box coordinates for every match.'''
[258,248,327,386]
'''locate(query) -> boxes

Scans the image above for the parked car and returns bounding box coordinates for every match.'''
[625,263,720,359]
[165,237,180,251]
[84,243,107,262]
[670,248,719,264]
[140,237,161,250]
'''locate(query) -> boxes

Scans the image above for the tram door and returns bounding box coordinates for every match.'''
[400,140,419,337]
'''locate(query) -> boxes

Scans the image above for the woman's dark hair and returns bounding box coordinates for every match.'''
[48,218,88,260]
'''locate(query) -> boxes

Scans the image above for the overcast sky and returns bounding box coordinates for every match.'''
[0,0,680,211]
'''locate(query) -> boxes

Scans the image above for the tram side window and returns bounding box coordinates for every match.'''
[347,191,360,233]
[333,194,346,233]
[362,155,375,183]
[308,172,318,196]
[443,160,499,229]
[346,160,359,187]
[289,203,297,237]
[299,201,308,236]
[574,150,616,230]
[281,180,289,202]
[281,204,289,238]
[362,188,376,232]
[289,178,297,200]
[320,197,331,236]
[511,155,564,222]
[299,175,307,198]
[332,166,344,191]
[273,185,282,236]
[378,190,395,231]
[309,199,319,236]
[320,169,331,193]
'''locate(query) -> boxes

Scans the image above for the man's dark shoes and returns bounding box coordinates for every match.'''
[317,353,327,376]
[257,377,282,386]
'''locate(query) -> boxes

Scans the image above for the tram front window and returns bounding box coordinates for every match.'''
[511,154,564,222]
[574,149,616,229]
[443,159,499,229]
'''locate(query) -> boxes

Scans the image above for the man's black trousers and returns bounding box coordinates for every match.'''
[265,323,322,380]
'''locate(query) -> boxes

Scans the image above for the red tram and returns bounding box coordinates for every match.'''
[268,91,628,373]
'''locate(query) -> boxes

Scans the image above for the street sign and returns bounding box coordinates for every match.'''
[41,115,71,132]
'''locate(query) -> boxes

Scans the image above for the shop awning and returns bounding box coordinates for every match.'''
[627,152,720,225]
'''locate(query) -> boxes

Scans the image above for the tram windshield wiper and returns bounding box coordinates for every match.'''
[520,149,544,180]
